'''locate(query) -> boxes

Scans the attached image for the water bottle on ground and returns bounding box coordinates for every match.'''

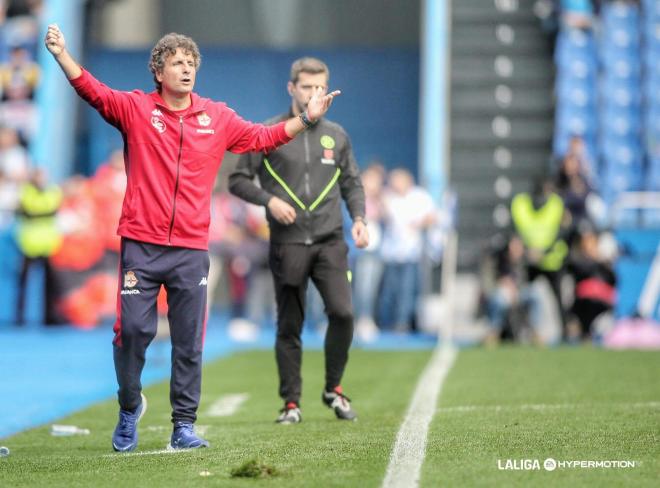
[50,425,91,436]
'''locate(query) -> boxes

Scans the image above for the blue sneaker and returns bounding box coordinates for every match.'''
[112,393,147,452]
[170,422,210,449]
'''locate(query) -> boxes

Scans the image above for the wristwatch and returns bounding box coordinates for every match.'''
[299,111,314,129]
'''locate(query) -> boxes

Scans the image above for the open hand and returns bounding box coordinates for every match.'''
[307,86,341,122]
[45,24,65,56]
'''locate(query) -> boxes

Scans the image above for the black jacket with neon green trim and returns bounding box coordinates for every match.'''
[229,112,365,245]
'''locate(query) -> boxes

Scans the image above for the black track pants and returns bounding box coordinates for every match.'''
[269,239,354,405]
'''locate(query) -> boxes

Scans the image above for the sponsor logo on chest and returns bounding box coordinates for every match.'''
[320,135,336,165]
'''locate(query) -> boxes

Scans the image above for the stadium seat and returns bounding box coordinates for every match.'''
[642,76,660,105]
[600,45,640,71]
[601,167,642,204]
[601,2,640,30]
[556,49,598,71]
[641,0,660,21]
[600,77,641,108]
[600,138,643,167]
[556,107,597,140]
[556,74,596,101]
[600,106,642,139]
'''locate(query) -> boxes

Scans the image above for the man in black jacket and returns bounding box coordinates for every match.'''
[229,57,368,424]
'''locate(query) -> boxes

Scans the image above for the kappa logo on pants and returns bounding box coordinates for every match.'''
[198,277,208,286]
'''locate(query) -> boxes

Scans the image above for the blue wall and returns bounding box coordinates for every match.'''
[82,47,419,174]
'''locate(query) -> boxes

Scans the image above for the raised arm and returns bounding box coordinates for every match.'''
[45,23,137,130]
[45,24,82,80]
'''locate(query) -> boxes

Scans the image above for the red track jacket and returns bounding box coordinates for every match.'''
[70,69,292,250]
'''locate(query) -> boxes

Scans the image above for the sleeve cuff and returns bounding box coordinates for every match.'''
[68,67,87,88]
[274,120,293,144]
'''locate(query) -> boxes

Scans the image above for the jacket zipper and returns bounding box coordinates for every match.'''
[167,116,184,245]
[303,130,312,245]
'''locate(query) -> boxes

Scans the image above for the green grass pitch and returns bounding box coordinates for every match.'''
[0,347,658,487]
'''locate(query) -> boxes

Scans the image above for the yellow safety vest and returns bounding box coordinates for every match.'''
[511,193,567,271]
[17,183,63,258]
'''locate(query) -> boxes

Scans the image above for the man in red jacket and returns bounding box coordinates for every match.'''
[45,24,339,452]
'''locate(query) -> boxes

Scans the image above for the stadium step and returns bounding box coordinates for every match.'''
[449,0,554,269]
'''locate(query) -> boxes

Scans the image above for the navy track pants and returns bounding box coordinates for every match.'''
[113,238,209,423]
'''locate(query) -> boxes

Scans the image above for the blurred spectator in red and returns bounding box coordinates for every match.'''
[567,226,616,341]
[51,173,123,328]
[377,168,436,332]
[15,166,62,325]
[51,175,105,271]
[91,149,126,253]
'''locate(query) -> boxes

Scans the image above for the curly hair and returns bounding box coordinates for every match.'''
[148,33,201,92]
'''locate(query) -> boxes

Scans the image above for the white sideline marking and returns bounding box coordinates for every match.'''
[438,401,660,414]
[382,343,458,488]
[206,393,249,417]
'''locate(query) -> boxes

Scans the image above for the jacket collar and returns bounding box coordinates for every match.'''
[150,91,208,115]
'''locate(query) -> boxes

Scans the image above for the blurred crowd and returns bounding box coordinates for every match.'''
[3,153,454,337]
[4,0,652,345]
[0,0,41,219]
[209,162,452,341]
[479,135,618,346]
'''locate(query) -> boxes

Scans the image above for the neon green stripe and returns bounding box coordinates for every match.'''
[309,168,341,211]
[263,158,306,210]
